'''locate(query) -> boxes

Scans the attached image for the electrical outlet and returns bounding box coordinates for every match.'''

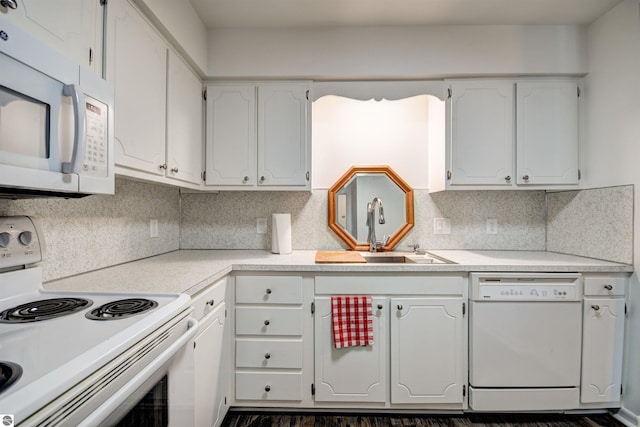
[434,218,451,235]
[149,219,159,238]
[486,219,498,235]
[256,218,267,234]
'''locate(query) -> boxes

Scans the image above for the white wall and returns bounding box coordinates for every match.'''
[584,0,640,422]
[207,25,587,79]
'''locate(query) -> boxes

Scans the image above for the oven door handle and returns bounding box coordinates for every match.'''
[78,317,199,427]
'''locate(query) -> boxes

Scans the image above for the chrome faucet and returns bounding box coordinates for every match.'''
[366,196,386,252]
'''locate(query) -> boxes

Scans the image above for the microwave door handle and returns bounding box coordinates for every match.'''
[61,84,87,174]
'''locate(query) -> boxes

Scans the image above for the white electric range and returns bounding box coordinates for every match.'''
[0,216,197,426]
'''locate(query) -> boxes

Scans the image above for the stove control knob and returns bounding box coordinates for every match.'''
[18,231,32,246]
[0,232,10,248]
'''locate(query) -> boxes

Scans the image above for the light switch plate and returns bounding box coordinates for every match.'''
[434,218,451,235]
[256,218,267,234]
[486,219,498,234]
[150,219,159,238]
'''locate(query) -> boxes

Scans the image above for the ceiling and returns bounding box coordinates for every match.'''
[189,0,625,30]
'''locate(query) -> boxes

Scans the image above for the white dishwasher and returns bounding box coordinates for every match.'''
[469,272,583,411]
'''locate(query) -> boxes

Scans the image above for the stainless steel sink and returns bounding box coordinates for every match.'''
[361,252,453,264]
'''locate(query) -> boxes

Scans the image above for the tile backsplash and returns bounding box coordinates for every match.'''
[180,189,547,251]
[0,178,180,282]
[546,185,633,264]
[0,179,632,282]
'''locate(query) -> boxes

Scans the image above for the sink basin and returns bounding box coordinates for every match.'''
[361,252,453,264]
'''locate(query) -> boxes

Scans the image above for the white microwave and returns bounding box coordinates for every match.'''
[0,16,114,198]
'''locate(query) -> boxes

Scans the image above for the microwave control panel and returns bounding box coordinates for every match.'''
[82,96,108,177]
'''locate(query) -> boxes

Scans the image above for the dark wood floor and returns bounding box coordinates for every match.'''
[221,411,626,427]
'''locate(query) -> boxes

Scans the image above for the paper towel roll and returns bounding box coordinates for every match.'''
[271,213,292,255]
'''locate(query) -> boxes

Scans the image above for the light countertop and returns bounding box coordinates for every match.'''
[43,249,633,296]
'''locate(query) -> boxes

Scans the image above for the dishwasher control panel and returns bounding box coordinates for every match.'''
[470,273,582,301]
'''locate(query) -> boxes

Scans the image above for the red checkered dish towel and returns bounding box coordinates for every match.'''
[331,296,373,349]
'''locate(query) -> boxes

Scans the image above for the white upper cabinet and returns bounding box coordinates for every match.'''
[206,82,311,191]
[449,81,514,187]
[166,50,204,186]
[107,0,167,176]
[1,0,103,73]
[107,0,204,190]
[516,81,579,186]
[205,85,256,187]
[431,78,580,191]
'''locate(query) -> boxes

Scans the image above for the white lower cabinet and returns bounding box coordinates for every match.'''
[232,274,314,406]
[580,275,627,406]
[170,278,229,427]
[313,275,468,409]
[390,298,466,404]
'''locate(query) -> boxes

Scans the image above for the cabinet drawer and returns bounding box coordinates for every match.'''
[192,277,227,321]
[236,340,303,369]
[584,276,626,296]
[236,307,303,335]
[235,372,302,401]
[236,275,302,304]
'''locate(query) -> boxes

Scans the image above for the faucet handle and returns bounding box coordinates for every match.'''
[409,243,426,254]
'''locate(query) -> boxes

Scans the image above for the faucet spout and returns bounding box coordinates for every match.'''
[367,196,385,252]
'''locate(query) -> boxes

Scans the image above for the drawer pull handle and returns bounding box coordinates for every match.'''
[264,320,270,326]
[397,304,403,310]
[264,353,271,359]
[206,299,214,306]
[604,284,613,291]
[522,175,530,181]
[591,305,600,311]
[377,304,383,310]
[266,288,272,294]
[265,385,271,392]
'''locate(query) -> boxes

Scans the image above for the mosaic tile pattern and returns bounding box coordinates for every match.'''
[546,185,633,264]
[0,178,180,282]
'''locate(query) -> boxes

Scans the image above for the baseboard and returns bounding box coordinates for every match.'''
[614,406,640,427]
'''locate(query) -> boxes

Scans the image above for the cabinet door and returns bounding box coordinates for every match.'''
[390,298,465,404]
[314,297,387,402]
[581,298,625,403]
[194,302,229,427]
[205,85,256,187]
[166,50,203,186]
[3,0,103,72]
[516,80,579,185]
[449,81,514,186]
[257,84,309,187]
[107,0,167,175]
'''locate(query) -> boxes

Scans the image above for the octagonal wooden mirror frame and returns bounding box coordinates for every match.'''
[328,165,414,251]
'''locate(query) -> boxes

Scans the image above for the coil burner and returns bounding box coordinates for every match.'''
[0,361,22,395]
[85,298,158,320]
[0,298,93,323]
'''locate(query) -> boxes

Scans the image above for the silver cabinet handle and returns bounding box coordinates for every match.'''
[264,385,271,392]
[171,167,179,173]
[206,299,214,306]
[397,304,403,310]
[604,284,613,291]
[522,175,530,181]
[377,304,383,310]
[264,353,271,359]
[260,176,266,183]
[266,288,272,294]
[0,0,18,9]
[159,163,167,170]
[591,305,600,311]
[264,320,270,326]
[243,176,249,183]
[505,176,511,182]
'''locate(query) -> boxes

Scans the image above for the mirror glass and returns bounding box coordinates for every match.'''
[328,166,414,251]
